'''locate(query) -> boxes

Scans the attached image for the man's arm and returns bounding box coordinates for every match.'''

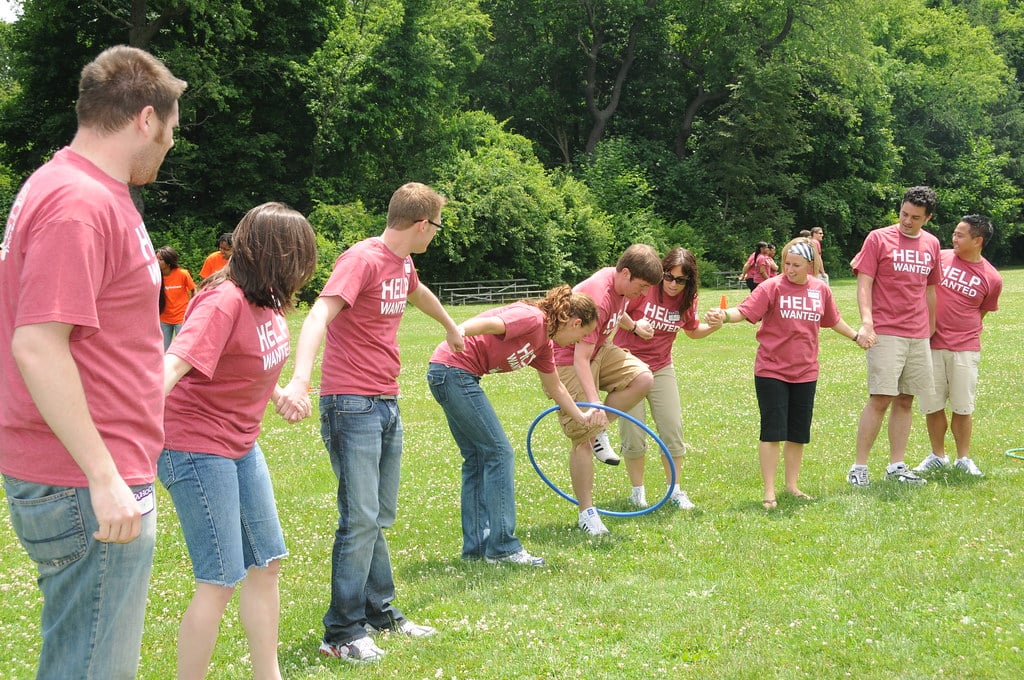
[570,339,608,429]
[277,296,345,420]
[11,322,141,543]
[926,284,936,336]
[408,284,465,352]
[856,273,876,344]
[538,370,593,425]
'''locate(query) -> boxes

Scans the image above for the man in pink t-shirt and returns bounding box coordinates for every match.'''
[913,215,1002,477]
[0,46,186,678]
[552,244,663,536]
[847,186,942,487]
[278,183,463,664]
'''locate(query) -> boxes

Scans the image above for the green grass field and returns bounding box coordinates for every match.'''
[2,272,1023,679]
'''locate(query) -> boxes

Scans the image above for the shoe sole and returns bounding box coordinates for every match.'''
[595,456,620,466]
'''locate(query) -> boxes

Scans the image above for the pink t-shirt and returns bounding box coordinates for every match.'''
[0,147,164,486]
[164,282,290,458]
[850,225,941,338]
[614,287,699,372]
[750,254,773,284]
[553,267,627,365]
[737,275,841,383]
[320,237,420,396]
[430,303,554,375]
[930,250,1002,352]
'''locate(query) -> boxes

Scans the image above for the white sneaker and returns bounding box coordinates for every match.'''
[319,636,385,664]
[485,548,545,566]
[913,452,950,472]
[671,490,695,510]
[592,431,620,465]
[629,486,648,508]
[885,462,927,485]
[577,507,609,536]
[954,457,983,476]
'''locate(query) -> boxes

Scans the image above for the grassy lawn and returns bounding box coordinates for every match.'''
[2,271,1023,679]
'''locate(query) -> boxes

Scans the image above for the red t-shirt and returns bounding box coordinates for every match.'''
[850,225,941,338]
[553,267,627,365]
[164,282,290,458]
[0,147,164,486]
[737,275,841,383]
[751,254,773,284]
[320,237,420,396]
[160,267,196,325]
[614,287,699,372]
[930,250,1002,352]
[430,302,554,375]
[199,251,229,278]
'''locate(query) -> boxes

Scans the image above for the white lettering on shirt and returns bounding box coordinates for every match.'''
[501,343,537,372]
[134,223,161,284]
[380,276,409,315]
[258,315,290,370]
[779,294,822,322]
[641,301,682,334]
[891,248,934,275]
[941,264,982,298]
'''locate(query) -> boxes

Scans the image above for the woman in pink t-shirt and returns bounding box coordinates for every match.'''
[426,286,599,566]
[159,203,317,678]
[709,238,868,509]
[740,241,770,291]
[613,247,722,510]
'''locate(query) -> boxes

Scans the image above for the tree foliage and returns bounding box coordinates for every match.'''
[1,0,1022,285]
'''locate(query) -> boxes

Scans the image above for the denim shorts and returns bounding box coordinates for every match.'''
[158,443,287,587]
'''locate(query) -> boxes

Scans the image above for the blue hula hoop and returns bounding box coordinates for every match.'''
[526,402,676,517]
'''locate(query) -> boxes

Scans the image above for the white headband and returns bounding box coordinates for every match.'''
[790,242,814,262]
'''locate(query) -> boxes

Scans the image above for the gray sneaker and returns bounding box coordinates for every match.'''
[847,466,870,487]
[954,457,983,476]
[913,453,949,472]
[319,636,385,664]
[886,463,926,485]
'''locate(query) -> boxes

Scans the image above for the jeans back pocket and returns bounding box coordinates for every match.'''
[5,483,88,571]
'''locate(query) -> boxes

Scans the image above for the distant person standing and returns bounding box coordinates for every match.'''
[740,242,771,291]
[157,245,196,349]
[199,232,233,279]
[810,227,828,285]
[0,45,186,678]
[913,215,1002,476]
[278,182,463,664]
[847,186,942,487]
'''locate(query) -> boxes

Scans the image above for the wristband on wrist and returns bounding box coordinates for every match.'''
[853,333,860,343]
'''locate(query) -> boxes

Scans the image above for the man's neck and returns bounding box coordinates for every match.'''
[69,129,131,183]
[380,229,412,258]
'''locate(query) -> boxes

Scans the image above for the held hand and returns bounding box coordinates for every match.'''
[633,319,655,340]
[589,408,609,430]
[276,380,313,422]
[446,326,466,353]
[90,476,142,543]
[705,308,725,326]
[857,324,876,348]
[856,333,876,350]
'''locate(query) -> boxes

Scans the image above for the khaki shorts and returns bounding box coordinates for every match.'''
[556,344,651,444]
[866,334,934,397]
[918,349,980,415]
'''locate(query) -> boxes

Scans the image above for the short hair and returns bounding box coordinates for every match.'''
[615,244,662,284]
[218,233,233,247]
[799,230,812,238]
[533,285,598,337]
[386,182,447,230]
[206,202,317,313]
[76,45,187,133]
[156,245,180,270]
[811,227,823,235]
[902,186,937,216]
[962,214,994,247]
[659,247,700,313]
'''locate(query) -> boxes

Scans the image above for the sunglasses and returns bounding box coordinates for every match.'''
[663,272,689,285]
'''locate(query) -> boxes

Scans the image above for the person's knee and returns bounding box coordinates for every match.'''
[629,370,654,394]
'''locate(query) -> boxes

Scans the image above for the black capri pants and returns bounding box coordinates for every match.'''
[754,376,817,443]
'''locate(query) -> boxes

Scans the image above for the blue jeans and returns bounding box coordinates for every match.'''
[158,444,287,587]
[160,321,182,350]
[427,363,522,560]
[3,475,157,680]
[319,394,406,644]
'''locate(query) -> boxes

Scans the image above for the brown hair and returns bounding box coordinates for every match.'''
[204,202,317,313]
[386,182,447,230]
[156,245,180,270]
[76,45,187,133]
[658,247,700,313]
[615,244,663,285]
[530,285,598,338]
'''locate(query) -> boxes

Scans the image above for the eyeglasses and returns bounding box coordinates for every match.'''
[426,219,442,230]
[663,272,689,285]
